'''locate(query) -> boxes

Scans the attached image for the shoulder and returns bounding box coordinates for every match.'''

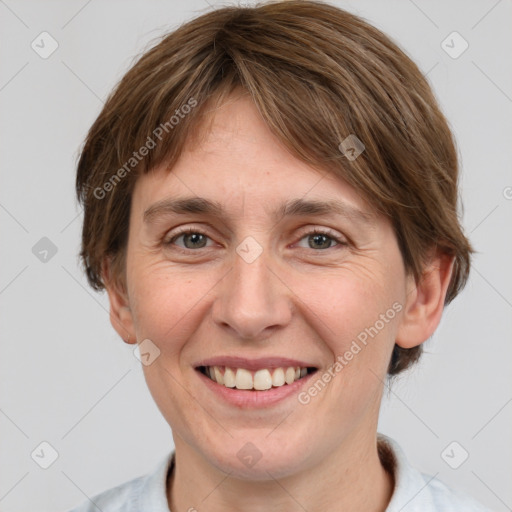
[66,453,174,512]
[66,474,144,512]
[420,473,492,511]
[378,435,494,512]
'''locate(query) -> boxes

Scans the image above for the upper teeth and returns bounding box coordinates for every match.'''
[204,366,309,390]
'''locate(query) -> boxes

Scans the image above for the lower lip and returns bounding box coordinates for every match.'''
[196,369,317,408]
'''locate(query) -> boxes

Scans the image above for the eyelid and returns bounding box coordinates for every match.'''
[164,222,219,238]
[294,225,346,241]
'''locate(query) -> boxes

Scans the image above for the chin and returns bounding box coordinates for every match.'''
[202,434,315,481]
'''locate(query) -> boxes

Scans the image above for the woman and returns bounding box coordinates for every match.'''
[69,1,491,510]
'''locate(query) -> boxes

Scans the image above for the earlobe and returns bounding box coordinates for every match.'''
[395,251,455,349]
[102,257,137,345]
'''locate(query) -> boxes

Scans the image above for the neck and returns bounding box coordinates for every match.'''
[167,431,394,512]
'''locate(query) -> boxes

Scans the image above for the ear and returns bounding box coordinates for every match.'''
[102,257,137,345]
[395,250,455,349]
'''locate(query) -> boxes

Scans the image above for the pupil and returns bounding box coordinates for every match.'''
[185,233,206,248]
[311,234,330,249]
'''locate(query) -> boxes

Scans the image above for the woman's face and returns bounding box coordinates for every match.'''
[120,92,413,478]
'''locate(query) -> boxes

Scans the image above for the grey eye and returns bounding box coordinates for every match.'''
[179,232,209,249]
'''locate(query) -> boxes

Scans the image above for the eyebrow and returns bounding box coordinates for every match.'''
[143,196,375,226]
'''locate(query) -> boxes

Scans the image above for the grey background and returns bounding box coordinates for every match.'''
[0,0,511,511]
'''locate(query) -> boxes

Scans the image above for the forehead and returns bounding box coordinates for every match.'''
[132,93,376,223]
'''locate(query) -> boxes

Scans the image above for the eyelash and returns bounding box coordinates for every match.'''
[163,226,347,253]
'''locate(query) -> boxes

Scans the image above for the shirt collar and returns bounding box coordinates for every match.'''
[137,451,175,511]
[378,433,438,511]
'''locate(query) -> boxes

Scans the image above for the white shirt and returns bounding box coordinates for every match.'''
[67,435,493,511]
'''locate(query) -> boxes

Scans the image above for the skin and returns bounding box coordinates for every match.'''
[105,90,454,512]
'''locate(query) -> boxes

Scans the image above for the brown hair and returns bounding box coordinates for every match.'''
[76,0,472,375]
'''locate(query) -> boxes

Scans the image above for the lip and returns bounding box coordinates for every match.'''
[195,364,318,408]
[194,356,317,371]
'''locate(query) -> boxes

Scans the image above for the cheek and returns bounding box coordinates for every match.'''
[292,269,402,428]
[128,262,217,349]
[289,264,404,414]
[296,265,402,345]
[126,265,217,430]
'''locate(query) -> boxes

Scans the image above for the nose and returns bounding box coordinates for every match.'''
[211,246,293,341]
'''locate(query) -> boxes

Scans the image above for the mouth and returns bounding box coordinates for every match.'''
[196,364,318,391]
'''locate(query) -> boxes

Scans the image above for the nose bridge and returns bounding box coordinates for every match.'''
[212,239,292,339]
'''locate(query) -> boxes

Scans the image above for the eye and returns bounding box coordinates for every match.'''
[295,229,346,250]
[163,227,347,252]
[164,228,214,250]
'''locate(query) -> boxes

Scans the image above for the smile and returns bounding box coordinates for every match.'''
[198,365,317,391]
